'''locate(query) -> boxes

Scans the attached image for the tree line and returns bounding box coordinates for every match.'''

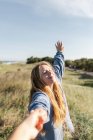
[65,58,93,72]
[26,57,93,72]
[26,56,53,64]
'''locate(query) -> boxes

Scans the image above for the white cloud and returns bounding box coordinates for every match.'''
[39,0,93,18]
[3,0,93,18]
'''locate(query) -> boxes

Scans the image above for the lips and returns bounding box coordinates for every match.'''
[49,75,55,80]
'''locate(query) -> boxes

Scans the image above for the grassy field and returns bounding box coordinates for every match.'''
[0,63,93,140]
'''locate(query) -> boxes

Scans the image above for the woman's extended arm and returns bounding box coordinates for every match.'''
[53,41,75,134]
[53,41,65,81]
[62,92,75,134]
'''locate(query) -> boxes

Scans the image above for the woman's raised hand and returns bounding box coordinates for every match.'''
[55,41,64,52]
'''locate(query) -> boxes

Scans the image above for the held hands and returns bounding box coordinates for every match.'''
[8,108,47,140]
[26,108,47,139]
[55,41,64,52]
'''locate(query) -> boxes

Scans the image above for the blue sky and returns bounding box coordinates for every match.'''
[0,0,93,61]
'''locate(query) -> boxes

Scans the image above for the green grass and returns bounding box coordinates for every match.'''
[0,64,93,140]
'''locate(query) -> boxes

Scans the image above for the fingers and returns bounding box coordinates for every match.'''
[34,109,47,131]
[30,108,47,131]
[55,41,64,52]
[34,108,47,122]
[55,41,62,48]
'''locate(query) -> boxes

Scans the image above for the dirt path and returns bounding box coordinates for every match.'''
[66,67,93,77]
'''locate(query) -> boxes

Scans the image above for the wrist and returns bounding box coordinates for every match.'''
[56,51,63,54]
[19,121,34,140]
[58,50,63,52]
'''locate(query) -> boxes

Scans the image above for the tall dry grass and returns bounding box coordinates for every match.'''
[0,64,93,140]
[63,69,93,140]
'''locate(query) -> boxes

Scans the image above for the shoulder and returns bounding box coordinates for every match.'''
[28,91,51,112]
[32,91,50,102]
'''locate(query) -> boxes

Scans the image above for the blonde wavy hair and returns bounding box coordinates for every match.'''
[29,61,66,126]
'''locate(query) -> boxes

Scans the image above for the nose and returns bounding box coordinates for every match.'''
[48,70,53,75]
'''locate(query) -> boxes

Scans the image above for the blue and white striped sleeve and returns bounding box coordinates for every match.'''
[28,92,51,122]
[53,52,74,133]
[53,51,65,82]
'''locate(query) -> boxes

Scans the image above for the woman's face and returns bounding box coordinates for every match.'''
[39,64,56,88]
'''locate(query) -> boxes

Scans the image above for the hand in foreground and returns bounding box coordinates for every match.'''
[9,108,47,140]
[27,108,47,139]
[55,41,64,52]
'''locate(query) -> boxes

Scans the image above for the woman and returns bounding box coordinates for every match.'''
[28,41,74,140]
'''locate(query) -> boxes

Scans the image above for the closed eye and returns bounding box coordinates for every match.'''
[43,70,47,74]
